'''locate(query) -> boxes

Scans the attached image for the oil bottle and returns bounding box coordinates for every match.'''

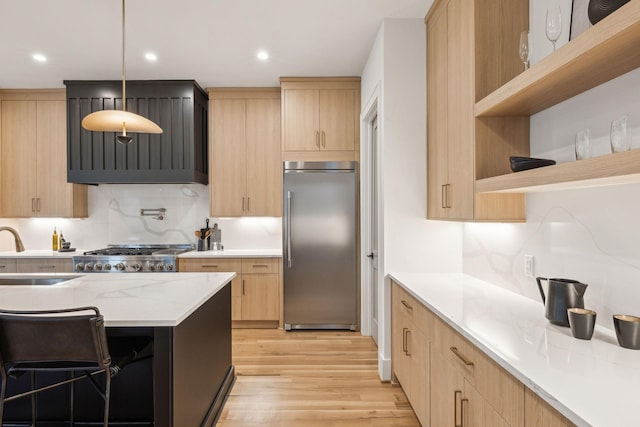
[52,227,58,251]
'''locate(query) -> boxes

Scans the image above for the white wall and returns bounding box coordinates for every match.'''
[462,1,640,329]
[361,18,462,380]
[0,184,281,251]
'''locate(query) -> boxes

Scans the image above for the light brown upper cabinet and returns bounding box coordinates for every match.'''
[426,0,529,221]
[0,90,87,218]
[280,77,360,162]
[209,88,282,217]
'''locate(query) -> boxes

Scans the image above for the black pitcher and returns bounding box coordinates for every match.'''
[536,277,588,327]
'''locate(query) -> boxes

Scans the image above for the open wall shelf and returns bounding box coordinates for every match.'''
[475,1,640,117]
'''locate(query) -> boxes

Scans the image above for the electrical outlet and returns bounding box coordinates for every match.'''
[524,254,535,278]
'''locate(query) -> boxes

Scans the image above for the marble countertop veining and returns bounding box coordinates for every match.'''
[0,272,235,327]
[178,248,282,258]
[389,272,640,427]
[0,250,87,258]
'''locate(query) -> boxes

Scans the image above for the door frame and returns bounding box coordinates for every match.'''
[360,83,383,343]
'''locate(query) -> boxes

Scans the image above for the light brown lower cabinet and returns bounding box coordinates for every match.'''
[178,257,281,328]
[524,388,576,427]
[16,258,72,273]
[391,280,575,427]
[0,258,17,273]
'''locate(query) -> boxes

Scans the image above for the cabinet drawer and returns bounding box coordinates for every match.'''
[179,258,241,273]
[433,316,524,427]
[17,258,72,273]
[241,258,280,274]
[392,281,434,339]
[0,259,17,273]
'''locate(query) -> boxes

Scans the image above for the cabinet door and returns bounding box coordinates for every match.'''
[241,273,279,321]
[319,89,355,151]
[0,100,37,217]
[210,99,247,216]
[246,98,282,216]
[406,328,430,426]
[282,89,319,151]
[36,100,73,217]
[392,307,412,390]
[446,0,475,219]
[431,347,465,427]
[524,388,575,427]
[465,380,510,427]
[426,5,450,219]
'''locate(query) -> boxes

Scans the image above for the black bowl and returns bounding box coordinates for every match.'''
[509,156,556,172]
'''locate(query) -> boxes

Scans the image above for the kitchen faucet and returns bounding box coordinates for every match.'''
[0,227,25,252]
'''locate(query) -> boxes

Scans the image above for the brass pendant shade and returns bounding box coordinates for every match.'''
[81,0,162,143]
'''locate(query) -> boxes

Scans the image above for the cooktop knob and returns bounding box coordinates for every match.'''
[131,263,142,272]
[85,263,93,271]
[75,263,84,271]
[166,264,174,271]
[148,264,156,272]
[115,263,125,271]
[95,263,103,270]
[157,264,165,271]
[103,263,112,271]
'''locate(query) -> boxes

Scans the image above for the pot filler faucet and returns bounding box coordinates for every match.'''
[0,227,25,252]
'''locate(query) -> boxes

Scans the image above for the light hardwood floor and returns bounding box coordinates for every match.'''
[217,329,421,427]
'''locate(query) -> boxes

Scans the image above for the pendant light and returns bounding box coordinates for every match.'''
[81,0,162,144]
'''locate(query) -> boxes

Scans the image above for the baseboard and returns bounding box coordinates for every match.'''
[378,351,391,381]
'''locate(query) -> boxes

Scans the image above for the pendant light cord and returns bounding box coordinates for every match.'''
[122,0,127,113]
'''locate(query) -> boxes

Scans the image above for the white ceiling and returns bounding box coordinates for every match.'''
[0,0,430,89]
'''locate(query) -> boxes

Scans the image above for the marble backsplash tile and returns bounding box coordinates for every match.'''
[0,184,282,251]
[463,183,640,330]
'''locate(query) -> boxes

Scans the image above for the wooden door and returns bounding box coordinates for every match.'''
[446,0,475,220]
[210,99,247,216]
[524,388,575,427]
[282,89,319,151]
[319,89,355,151]
[406,328,430,426]
[391,305,412,391]
[465,380,510,427]
[36,100,71,217]
[426,4,450,219]
[241,273,279,321]
[246,98,282,216]
[0,100,37,217]
[431,348,465,427]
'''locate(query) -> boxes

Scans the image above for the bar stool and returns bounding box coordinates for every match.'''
[0,306,132,427]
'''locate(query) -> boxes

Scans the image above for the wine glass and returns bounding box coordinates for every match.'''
[519,31,531,70]
[610,114,631,153]
[546,5,563,51]
[575,129,591,160]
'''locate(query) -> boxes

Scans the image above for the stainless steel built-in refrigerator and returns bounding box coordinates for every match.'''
[283,161,357,330]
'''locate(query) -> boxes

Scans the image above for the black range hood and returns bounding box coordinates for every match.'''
[64,80,208,185]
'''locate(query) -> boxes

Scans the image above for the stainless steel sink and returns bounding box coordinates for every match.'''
[0,276,77,286]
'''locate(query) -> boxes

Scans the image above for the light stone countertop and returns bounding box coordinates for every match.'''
[389,272,640,427]
[178,248,282,258]
[0,250,86,258]
[0,272,235,327]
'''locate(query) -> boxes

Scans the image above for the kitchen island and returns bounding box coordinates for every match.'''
[0,272,235,427]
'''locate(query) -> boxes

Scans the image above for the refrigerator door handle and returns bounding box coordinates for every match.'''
[286,191,293,268]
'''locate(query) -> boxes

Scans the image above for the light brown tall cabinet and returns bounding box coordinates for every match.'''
[0,90,87,218]
[426,0,529,221]
[208,88,282,217]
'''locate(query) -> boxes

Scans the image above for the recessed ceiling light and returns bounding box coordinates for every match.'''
[144,52,158,62]
[32,53,47,63]
[256,50,269,61]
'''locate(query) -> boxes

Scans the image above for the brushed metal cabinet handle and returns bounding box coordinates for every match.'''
[454,390,462,427]
[31,198,36,212]
[400,300,413,311]
[247,197,250,212]
[461,397,469,427]
[316,130,320,148]
[37,198,41,212]
[402,327,407,354]
[0,266,6,269]
[252,264,269,268]
[321,130,326,148]
[450,346,474,366]
[242,279,245,295]
[242,197,246,212]
[446,184,451,208]
[202,265,219,268]
[441,185,446,209]
[38,265,56,270]
[405,329,411,356]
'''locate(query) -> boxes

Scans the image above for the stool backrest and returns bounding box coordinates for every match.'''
[0,307,111,368]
